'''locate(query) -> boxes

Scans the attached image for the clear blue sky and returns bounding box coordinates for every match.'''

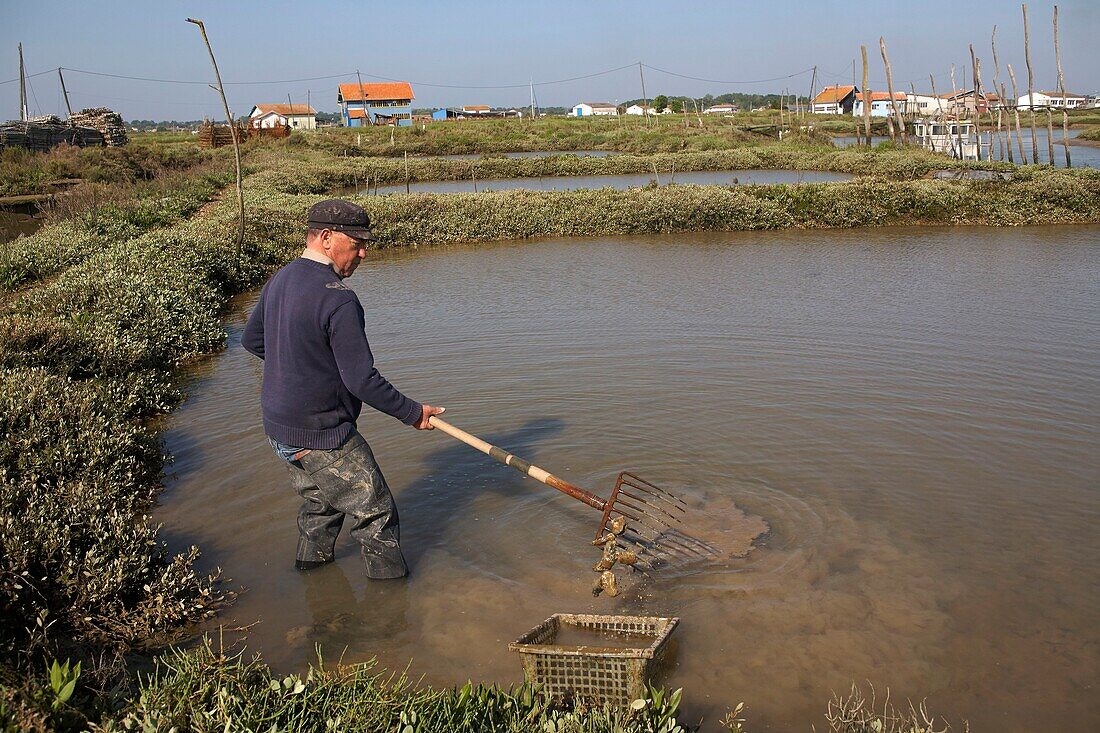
[4,0,1098,121]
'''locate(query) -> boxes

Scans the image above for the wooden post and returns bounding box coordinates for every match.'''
[18,43,27,121]
[356,70,369,130]
[970,46,983,160]
[880,37,906,144]
[861,45,872,147]
[991,26,1005,161]
[186,18,245,270]
[1023,3,1038,164]
[1054,5,1071,167]
[638,61,650,129]
[950,64,965,158]
[58,67,73,117]
[651,161,661,186]
[1046,107,1055,164]
[1006,64,1027,163]
[806,66,817,126]
[1001,82,1013,162]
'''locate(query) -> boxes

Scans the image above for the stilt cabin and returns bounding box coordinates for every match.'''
[338,82,414,127]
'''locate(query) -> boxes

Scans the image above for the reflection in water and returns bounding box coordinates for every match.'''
[159,226,1100,731]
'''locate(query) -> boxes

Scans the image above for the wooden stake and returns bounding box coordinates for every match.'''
[1023,3,1038,164]
[1001,82,1014,162]
[1006,64,1027,163]
[861,45,872,147]
[950,64,964,157]
[58,67,73,117]
[638,61,650,129]
[880,37,906,144]
[930,73,955,158]
[991,26,1005,161]
[1054,5,1071,167]
[186,18,245,271]
[970,46,983,160]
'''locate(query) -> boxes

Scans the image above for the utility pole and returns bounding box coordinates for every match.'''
[638,61,650,128]
[58,67,73,117]
[806,65,817,125]
[18,43,28,121]
[1054,5,1070,168]
[530,77,536,122]
[356,70,369,128]
[186,17,245,272]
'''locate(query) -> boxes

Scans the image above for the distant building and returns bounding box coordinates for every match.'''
[625,104,656,116]
[249,104,317,129]
[461,105,492,115]
[1015,90,1089,109]
[703,103,740,114]
[571,102,618,117]
[812,85,858,114]
[338,82,414,127]
[852,92,907,117]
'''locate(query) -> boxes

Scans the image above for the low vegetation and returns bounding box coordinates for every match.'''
[0,119,1090,729]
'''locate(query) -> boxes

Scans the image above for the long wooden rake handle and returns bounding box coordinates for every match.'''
[428,416,607,511]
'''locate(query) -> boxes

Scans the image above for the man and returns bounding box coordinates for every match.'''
[242,199,444,579]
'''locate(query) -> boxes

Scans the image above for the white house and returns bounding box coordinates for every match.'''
[812,85,858,114]
[852,91,907,117]
[248,104,317,129]
[625,104,656,116]
[905,93,943,115]
[704,103,740,114]
[1015,90,1088,109]
[571,102,618,117]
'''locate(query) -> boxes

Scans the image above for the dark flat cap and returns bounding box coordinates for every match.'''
[306,199,376,241]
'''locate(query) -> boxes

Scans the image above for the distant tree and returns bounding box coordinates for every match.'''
[653,95,668,112]
[670,99,684,113]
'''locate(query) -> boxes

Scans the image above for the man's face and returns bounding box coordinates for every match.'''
[322,230,370,278]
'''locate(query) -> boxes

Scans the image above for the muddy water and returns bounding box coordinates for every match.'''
[834,128,1100,169]
[0,210,43,243]
[371,169,853,195]
[159,226,1100,731]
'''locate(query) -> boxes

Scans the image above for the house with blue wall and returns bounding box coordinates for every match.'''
[338,82,414,127]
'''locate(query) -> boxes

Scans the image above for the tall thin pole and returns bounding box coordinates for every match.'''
[529,77,536,122]
[861,46,872,147]
[355,70,370,128]
[880,37,906,144]
[58,67,73,117]
[807,65,817,124]
[1023,3,1038,164]
[1054,5,1071,168]
[970,46,982,160]
[638,61,650,128]
[1007,63,1027,163]
[186,18,245,271]
[18,43,28,121]
[991,26,1006,162]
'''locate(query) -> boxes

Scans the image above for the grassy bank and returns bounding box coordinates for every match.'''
[240,166,1100,246]
[252,142,1001,195]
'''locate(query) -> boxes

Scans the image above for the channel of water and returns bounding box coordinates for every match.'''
[158,225,1100,731]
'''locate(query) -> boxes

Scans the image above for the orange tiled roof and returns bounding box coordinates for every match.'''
[347,109,367,119]
[813,85,856,104]
[855,91,906,102]
[339,82,414,102]
[253,104,316,116]
[462,105,491,111]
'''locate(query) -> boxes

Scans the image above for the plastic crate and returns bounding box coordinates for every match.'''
[509,613,679,706]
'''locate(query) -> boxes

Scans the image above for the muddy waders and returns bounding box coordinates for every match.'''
[285,431,408,578]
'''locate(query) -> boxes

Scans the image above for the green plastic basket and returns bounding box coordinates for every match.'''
[509,613,679,707]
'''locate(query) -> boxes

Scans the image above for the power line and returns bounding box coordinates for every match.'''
[59,67,358,86]
[643,64,816,85]
[0,67,58,85]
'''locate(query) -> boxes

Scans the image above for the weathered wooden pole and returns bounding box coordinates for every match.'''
[1022,3,1038,164]
[18,43,28,121]
[930,74,952,156]
[58,67,73,117]
[991,26,1005,161]
[1006,64,1027,163]
[1000,82,1013,162]
[806,66,817,126]
[970,46,983,160]
[1054,5,1071,167]
[880,37,906,144]
[861,45,872,147]
[186,17,245,270]
[638,61,650,129]
[950,64,964,158]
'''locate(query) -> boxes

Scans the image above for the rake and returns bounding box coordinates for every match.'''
[428,416,718,568]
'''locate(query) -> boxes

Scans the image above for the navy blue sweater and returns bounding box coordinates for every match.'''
[241,258,422,449]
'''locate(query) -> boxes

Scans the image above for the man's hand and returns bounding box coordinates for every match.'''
[414,404,446,430]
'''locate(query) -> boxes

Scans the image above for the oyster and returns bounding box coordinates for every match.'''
[616,550,638,566]
[591,532,617,547]
[609,516,628,535]
[593,540,618,571]
[599,570,619,597]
